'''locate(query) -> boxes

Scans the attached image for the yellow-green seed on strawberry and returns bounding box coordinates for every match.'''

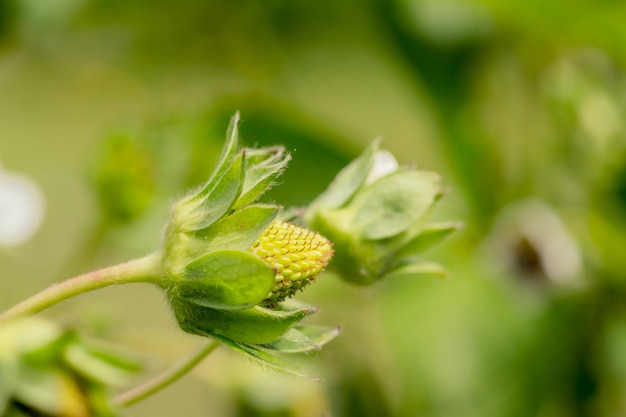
[250,220,333,306]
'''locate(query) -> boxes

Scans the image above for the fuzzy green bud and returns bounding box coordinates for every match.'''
[305,140,460,285]
[158,113,336,350]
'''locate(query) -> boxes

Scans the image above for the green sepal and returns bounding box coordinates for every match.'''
[171,300,313,344]
[190,112,241,202]
[213,334,319,380]
[173,250,276,310]
[384,261,448,281]
[194,205,279,253]
[181,151,246,231]
[233,147,291,209]
[396,221,463,258]
[351,170,442,240]
[306,140,378,215]
[262,325,341,353]
[297,325,341,348]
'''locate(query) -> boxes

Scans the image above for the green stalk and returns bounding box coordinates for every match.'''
[0,252,163,323]
[113,340,221,407]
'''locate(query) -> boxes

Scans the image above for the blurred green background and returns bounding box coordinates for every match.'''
[2,0,626,416]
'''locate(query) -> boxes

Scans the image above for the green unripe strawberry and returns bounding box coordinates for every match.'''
[251,220,333,306]
[159,114,335,347]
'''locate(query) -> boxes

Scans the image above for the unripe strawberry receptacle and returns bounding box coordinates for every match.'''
[251,220,333,306]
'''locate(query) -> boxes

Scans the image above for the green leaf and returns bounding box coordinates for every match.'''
[13,364,88,417]
[233,147,291,209]
[176,250,276,310]
[262,325,340,353]
[352,170,441,240]
[306,140,378,213]
[22,331,77,367]
[172,300,313,344]
[74,340,143,374]
[397,221,463,258]
[0,357,18,414]
[214,335,318,380]
[85,384,120,417]
[384,261,448,281]
[84,384,120,417]
[0,319,62,356]
[195,205,279,252]
[63,343,140,386]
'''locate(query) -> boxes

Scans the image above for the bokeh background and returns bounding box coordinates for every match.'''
[2,1,626,416]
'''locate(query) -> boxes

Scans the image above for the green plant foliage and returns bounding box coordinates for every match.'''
[5,1,626,415]
[0,319,140,417]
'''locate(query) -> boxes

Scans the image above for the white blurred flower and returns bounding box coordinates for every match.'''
[365,149,399,185]
[0,164,46,247]
[485,199,583,290]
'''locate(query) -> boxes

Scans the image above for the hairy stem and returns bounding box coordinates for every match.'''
[0,252,163,323]
[114,340,221,407]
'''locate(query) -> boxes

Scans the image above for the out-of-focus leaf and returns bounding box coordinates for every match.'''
[75,341,143,374]
[13,364,88,417]
[397,221,463,258]
[384,261,447,281]
[63,343,139,387]
[1,319,62,356]
[0,356,18,414]
[22,332,77,367]
[85,384,120,417]
[352,170,441,240]
[1,319,141,416]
